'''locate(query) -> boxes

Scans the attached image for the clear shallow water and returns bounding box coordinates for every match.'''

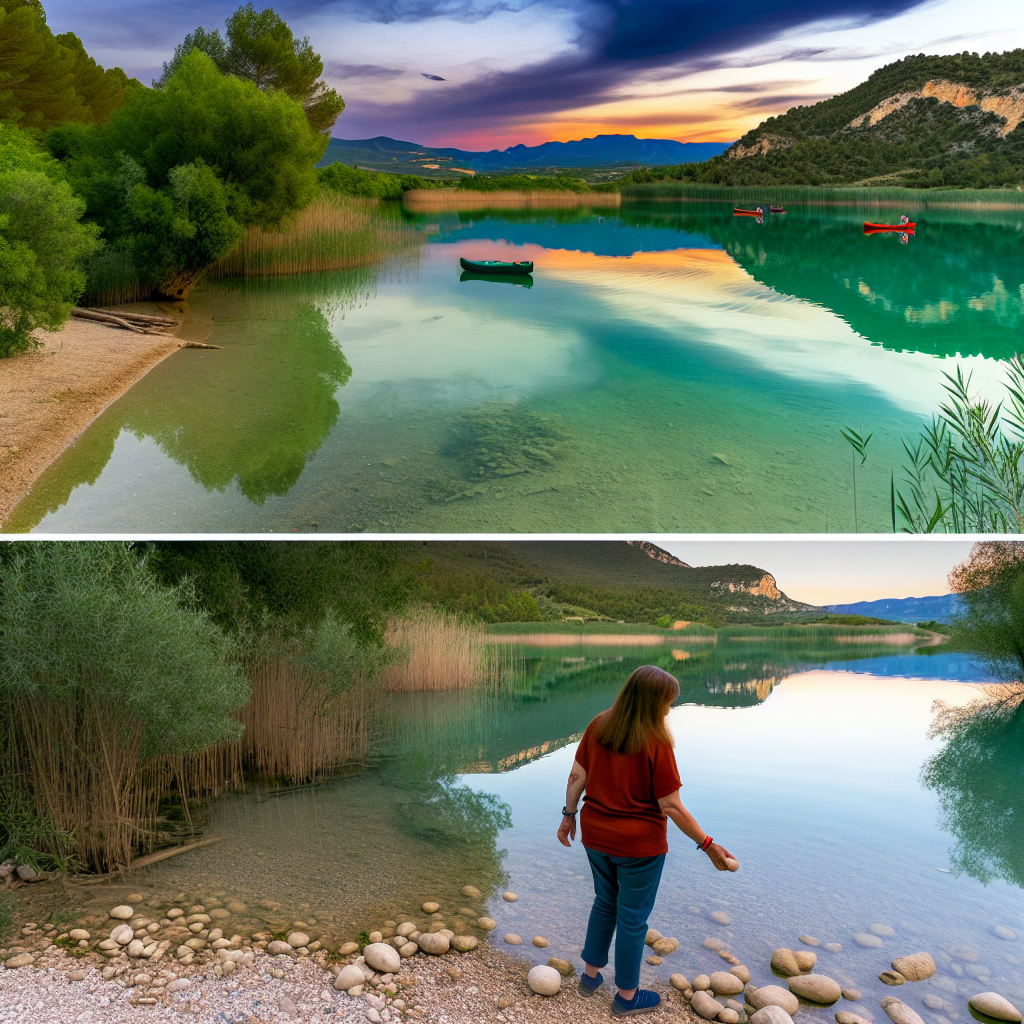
[9,203,1023,533]
[101,638,1023,1022]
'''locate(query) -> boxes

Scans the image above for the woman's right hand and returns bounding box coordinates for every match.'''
[706,842,738,871]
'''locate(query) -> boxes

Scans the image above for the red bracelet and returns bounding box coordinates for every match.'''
[699,836,713,851]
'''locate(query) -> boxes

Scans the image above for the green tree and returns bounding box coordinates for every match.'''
[50,50,323,298]
[158,3,344,137]
[0,0,129,129]
[0,124,100,356]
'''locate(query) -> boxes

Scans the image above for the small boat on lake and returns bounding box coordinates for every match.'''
[863,219,915,233]
[734,207,763,217]
[459,257,534,275]
[770,206,786,213]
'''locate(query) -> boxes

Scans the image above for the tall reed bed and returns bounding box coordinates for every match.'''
[208,194,421,278]
[81,247,151,307]
[383,607,513,692]
[622,183,1024,207]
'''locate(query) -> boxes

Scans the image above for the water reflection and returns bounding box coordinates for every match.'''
[921,688,1024,888]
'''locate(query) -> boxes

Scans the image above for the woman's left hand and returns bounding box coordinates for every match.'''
[557,814,576,847]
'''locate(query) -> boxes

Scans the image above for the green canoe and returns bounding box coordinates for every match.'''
[459,257,534,275]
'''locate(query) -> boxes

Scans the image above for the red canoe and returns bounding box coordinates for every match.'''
[864,221,916,233]
[734,207,762,217]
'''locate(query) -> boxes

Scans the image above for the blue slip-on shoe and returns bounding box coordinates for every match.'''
[579,971,603,997]
[611,989,661,1016]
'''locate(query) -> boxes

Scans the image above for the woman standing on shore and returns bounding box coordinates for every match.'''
[557,665,737,1017]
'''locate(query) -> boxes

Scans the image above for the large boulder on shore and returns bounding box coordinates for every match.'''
[749,986,800,1015]
[417,932,450,955]
[789,975,842,1005]
[690,991,725,1020]
[363,943,401,974]
[527,965,561,996]
[968,993,1023,1023]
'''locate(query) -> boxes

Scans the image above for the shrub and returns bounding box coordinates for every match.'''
[0,124,100,356]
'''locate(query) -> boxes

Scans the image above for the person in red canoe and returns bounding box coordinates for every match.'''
[557,666,737,1017]
[899,214,909,224]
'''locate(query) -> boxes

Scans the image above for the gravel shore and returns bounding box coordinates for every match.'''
[0,941,700,1024]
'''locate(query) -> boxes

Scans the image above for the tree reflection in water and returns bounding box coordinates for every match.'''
[921,686,1024,888]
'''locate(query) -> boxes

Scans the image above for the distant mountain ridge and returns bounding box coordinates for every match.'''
[627,49,1024,189]
[826,594,963,623]
[318,134,731,174]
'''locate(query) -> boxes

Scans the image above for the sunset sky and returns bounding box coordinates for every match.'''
[48,0,1024,150]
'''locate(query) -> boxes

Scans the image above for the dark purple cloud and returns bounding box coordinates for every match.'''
[45,0,929,142]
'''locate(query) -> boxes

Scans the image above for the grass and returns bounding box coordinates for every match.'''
[484,621,712,635]
[207,193,422,278]
[0,891,14,942]
[620,183,1024,206]
[81,246,151,307]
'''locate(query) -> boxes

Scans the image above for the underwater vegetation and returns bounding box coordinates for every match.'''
[447,402,568,480]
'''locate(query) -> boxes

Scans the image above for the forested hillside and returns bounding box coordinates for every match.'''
[624,50,1024,189]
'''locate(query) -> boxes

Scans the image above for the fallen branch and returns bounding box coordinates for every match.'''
[179,341,222,350]
[72,309,179,335]
[69,837,224,885]
[85,309,178,326]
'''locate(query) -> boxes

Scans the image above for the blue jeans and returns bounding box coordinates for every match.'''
[581,846,666,991]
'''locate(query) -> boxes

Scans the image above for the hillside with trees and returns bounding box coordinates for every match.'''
[623,50,1024,189]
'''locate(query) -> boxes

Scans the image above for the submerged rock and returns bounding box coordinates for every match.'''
[504,934,522,945]
[879,972,905,986]
[825,943,844,953]
[789,975,842,1005]
[771,950,803,977]
[502,892,518,902]
[968,993,1023,1022]
[795,952,817,972]
[532,936,549,948]
[800,936,821,947]
[339,942,359,956]
[109,906,134,920]
[647,956,663,966]
[652,937,680,955]
[993,927,1017,942]
[836,1013,873,1024]
[704,938,728,951]
[645,929,663,945]
[843,990,863,1001]
[731,966,752,984]
[451,936,478,952]
[854,934,884,948]
[461,886,482,901]
[548,958,575,977]
[711,911,731,926]
[881,996,926,1024]
[891,954,935,982]
[287,932,310,949]
[870,925,896,938]
[477,917,497,931]
[720,1010,740,1023]
[527,965,561,996]
[421,902,440,914]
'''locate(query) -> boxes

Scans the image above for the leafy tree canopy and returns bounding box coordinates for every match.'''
[158,3,344,138]
[0,0,131,129]
[0,123,100,356]
[49,51,323,298]
[318,163,430,200]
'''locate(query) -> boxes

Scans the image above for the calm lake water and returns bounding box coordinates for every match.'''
[104,636,1023,1022]
[10,202,1023,533]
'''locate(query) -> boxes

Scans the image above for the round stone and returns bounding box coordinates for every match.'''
[417,932,449,955]
[421,902,440,914]
[396,922,416,937]
[477,917,497,931]
[645,929,663,945]
[670,974,691,991]
[749,986,800,1015]
[789,974,842,1005]
[854,934,884,948]
[731,966,751,984]
[652,937,679,955]
[694,975,711,991]
[800,936,820,947]
[771,950,801,977]
[647,956,663,966]
[720,1010,740,1024]
[502,892,518,902]
[842,990,863,1001]
[69,929,90,941]
[881,996,927,1024]
[703,938,728,951]
[334,965,366,991]
[750,1005,795,1024]
[109,906,134,920]
[127,939,145,958]
[504,934,522,945]
[968,994,1023,1023]
[711,972,745,996]
[836,1013,873,1024]
[527,965,561,996]
[166,978,191,992]
[993,927,1017,942]
[364,943,401,974]
[794,951,817,972]
[711,911,731,925]
[532,936,549,948]
[339,942,359,955]
[451,936,478,952]
[287,932,310,949]
[4,954,34,969]
[891,954,935,982]
[266,940,293,956]
[880,972,905,986]
[399,942,418,958]
[870,924,896,937]
[691,991,726,1020]
[825,944,843,953]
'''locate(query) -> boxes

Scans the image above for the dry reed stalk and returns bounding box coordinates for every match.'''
[237,657,374,782]
[208,196,420,278]
[11,696,153,873]
[383,608,509,691]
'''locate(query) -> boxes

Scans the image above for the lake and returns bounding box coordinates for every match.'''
[84,636,1024,1022]
[9,201,1023,533]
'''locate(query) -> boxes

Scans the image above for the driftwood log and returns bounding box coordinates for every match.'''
[72,308,179,335]
[69,837,224,885]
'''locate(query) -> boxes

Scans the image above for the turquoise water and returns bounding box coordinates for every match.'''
[9,202,1023,533]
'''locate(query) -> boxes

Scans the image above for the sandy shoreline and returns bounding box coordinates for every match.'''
[0,305,214,531]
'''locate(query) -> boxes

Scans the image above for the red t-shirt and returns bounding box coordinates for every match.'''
[574,719,682,858]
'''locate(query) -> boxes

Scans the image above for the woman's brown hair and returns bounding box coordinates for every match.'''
[593,665,680,755]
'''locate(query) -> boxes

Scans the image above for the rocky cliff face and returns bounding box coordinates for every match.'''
[627,540,692,568]
[847,80,1024,136]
